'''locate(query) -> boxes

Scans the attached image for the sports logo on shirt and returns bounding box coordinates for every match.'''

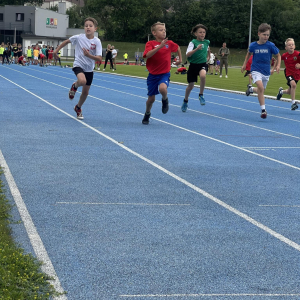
[90,44,96,50]
[165,44,169,48]
[294,56,297,61]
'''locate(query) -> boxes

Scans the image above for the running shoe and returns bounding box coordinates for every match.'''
[74,105,84,120]
[277,87,283,100]
[181,101,188,112]
[199,95,205,105]
[69,83,77,100]
[245,84,253,96]
[162,98,169,114]
[291,102,299,110]
[261,110,267,119]
[142,112,151,124]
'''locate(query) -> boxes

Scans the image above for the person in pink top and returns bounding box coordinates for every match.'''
[141,22,182,124]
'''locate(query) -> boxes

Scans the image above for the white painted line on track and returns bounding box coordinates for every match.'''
[56,202,190,206]
[4,66,300,142]
[259,205,300,208]
[243,147,300,149]
[119,293,300,298]
[0,150,67,300]
[2,75,300,254]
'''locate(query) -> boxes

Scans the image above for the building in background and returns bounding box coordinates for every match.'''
[41,0,84,9]
[0,4,96,57]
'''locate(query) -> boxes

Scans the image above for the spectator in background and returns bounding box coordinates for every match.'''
[112,45,117,70]
[208,51,215,74]
[218,42,230,78]
[103,44,113,71]
[123,52,128,64]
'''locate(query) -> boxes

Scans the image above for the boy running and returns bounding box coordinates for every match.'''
[142,22,182,124]
[276,38,300,110]
[181,24,210,112]
[53,17,102,120]
[241,23,281,119]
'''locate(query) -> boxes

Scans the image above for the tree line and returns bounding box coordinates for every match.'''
[2,0,300,49]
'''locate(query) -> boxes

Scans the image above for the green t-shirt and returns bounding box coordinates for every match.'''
[187,39,210,64]
[0,47,4,55]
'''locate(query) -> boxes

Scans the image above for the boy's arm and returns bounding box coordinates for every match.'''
[207,47,211,62]
[53,39,70,58]
[186,43,203,58]
[145,39,168,58]
[82,48,102,62]
[241,52,251,73]
[175,46,182,65]
[273,53,281,74]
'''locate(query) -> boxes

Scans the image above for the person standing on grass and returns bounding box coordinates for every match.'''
[142,21,182,125]
[181,24,210,113]
[276,38,300,110]
[241,23,281,119]
[112,45,117,70]
[103,44,113,71]
[244,54,253,86]
[53,17,102,120]
[218,42,230,78]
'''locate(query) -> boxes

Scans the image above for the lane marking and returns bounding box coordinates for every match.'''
[119,293,300,298]
[3,67,300,142]
[259,205,300,208]
[2,76,300,254]
[243,147,300,149]
[56,202,190,206]
[0,150,67,300]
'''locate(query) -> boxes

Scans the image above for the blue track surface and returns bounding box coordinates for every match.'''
[1,64,300,300]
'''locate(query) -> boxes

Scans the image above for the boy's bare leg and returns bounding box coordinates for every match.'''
[252,81,265,106]
[159,83,168,100]
[77,85,91,107]
[146,95,155,113]
[200,69,206,94]
[185,82,195,100]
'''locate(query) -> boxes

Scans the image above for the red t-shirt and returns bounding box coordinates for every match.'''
[282,51,300,80]
[245,55,253,71]
[18,56,24,62]
[177,67,186,72]
[143,40,179,75]
[40,53,45,59]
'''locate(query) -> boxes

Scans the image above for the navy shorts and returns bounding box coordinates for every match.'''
[284,69,298,87]
[72,67,94,86]
[147,72,170,96]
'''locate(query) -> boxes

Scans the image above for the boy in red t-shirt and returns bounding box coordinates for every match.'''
[141,22,182,124]
[244,55,253,85]
[277,38,300,110]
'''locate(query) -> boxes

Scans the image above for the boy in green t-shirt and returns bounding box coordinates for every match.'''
[181,24,210,112]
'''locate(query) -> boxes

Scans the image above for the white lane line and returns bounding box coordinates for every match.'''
[259,205,300,208]
[56,202,190,206]
[243,147,300,149]
[4,67,300,142]
[0,150,67,300]
[2,76,300,254]
[119,293,300,298]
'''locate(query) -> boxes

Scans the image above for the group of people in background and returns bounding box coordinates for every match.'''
[0,42,61,67]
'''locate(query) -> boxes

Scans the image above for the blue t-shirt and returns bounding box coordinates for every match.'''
[249,41,279,76]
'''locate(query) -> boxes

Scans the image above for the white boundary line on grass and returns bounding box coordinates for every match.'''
[2,75,300,255]
[0,150,67,300]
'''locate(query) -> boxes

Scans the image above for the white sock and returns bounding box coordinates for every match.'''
[292,100,296,104]
[260,105,266,110]
[250,87,254,93]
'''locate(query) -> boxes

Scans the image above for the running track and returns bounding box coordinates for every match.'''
[1,64,300,299]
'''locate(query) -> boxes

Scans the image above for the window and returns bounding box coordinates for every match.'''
[16,13,24,22]
[0,14,3,22]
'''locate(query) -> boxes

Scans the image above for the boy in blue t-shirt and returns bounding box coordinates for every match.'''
[241,23,281,119]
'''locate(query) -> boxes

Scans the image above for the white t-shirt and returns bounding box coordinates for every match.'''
[209,53,215,64]
[69,34,102,72]
[112,49,117,58]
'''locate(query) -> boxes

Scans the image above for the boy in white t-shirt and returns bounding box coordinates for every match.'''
[53,17,102,119]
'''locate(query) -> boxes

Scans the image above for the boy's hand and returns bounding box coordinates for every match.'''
[83,48,90,57]
[159,38,168,48]
[196,44,203,51]
[296,63,300,69]
[53,50,59,60]
[241,65,246,73]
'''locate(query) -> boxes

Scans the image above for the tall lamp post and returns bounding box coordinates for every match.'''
[248,0,253,48]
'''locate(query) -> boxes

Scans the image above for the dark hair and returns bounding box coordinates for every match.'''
[258,23,271,33]
[191,24,207,35]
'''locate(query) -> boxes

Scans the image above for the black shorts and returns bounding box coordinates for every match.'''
[72,67,94,86]
[187,62,208,83]
[244,70,251,77]
[284,69,298,87]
